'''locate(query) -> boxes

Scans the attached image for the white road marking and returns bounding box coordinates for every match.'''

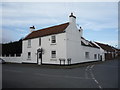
[90,65,94,69]
[98,85,102,89]
[94,79,99,84]
[85,65,91,79]
[85,65,102,89]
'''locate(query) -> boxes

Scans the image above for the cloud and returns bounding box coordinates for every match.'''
[81,21,118,31]
[2,0,120,2]
[1,2,118,46]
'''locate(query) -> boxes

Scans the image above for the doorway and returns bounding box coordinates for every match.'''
[37,48,42,65]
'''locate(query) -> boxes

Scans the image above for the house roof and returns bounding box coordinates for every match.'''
[24,22,69,40]
[81,37,99,49]
[95,42,115,52]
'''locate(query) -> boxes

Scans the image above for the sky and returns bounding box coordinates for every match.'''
[1,2,119,48]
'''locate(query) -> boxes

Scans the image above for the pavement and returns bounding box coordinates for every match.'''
[2,59,119,88]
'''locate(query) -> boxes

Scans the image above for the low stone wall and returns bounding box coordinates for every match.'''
[1,54,22,63]
[2,57,22,63]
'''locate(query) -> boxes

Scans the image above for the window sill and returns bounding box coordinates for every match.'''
[27,58,31,60]
[50,59,57,61]
[51,43,56,45]
[27,46,31,48]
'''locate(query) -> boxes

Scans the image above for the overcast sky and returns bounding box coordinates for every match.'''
[1,2,118,47]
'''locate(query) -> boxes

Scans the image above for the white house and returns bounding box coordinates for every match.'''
[22,13,101,65]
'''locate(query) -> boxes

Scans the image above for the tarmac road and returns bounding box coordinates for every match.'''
[2,59,119,88]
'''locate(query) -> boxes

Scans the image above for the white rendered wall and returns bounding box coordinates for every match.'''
[92,42,105,61]
[66,20,82,64]
[81,46,101,62]
[22,33,67,64]
[65,16,101,64]
[41,33,67,64]
[22,38,40,63]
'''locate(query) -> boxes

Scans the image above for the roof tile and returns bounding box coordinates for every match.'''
[24,22,69,40]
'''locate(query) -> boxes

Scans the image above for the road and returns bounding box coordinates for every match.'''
[2,59,119,88]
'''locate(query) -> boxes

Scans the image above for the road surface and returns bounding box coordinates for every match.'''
[2,59,119,88]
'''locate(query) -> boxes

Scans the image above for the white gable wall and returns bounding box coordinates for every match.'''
[65,20,83,64]
[22,38,39,63]
[65,16,101,64]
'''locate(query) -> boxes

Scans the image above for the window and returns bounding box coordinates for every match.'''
[28,39,31,47]
[39,37,41,46]
[98,54,100,60]
[94,54,97,59]
[85,52,89,59]
[51,51,56,58]
[28,52,31,59]
[51,35,56,43]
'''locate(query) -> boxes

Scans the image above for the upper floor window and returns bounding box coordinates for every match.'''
[51,35,56,43]
[39,37,41,46]
[51,51,56,58]
[85,52,89,59]
[28,39,31,47]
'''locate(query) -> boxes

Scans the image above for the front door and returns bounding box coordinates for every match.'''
[37,52,42,65]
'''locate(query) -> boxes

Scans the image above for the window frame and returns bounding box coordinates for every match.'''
[51,51,56,58]
[28,39,31,47]
[85,52,90,59]
[51,35,56,44]
[94,54,97,59]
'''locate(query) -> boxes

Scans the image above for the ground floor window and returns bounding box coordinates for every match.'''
[85,52,89,59]
[94,54,97,59]
[51,51,56,58]
[98,54,100,60]
[28,52,31,59]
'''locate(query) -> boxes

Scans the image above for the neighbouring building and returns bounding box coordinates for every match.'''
[94,42,118,60]
[22,13,102,65]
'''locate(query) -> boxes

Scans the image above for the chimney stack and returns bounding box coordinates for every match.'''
[69,12,76,24]
[30,26,35,32]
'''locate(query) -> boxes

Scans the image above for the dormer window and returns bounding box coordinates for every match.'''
[51,35,56,43]
[28,39,31,48]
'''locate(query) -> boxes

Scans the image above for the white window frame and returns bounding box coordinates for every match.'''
[28,39,31,47]
[51,35,56,44]
[51,51,56,58]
